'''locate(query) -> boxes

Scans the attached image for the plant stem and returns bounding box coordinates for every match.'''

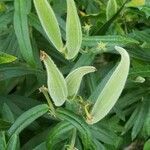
[84,104,92,121]
[39,86,55,116]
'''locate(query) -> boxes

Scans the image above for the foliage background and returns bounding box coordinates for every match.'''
[0,0,150,149]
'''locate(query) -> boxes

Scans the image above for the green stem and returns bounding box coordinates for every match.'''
[85,104,92,121]
[39,86,55,116]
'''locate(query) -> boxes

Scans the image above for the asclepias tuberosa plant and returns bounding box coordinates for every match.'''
[1,0,149,149]
[34,0,130,124]
[40,46,130,125]
[6,0,130,148]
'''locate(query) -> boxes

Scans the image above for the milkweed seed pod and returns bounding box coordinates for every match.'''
[40,51,68,106]
[66,0,82,59]
[34,0,64,53]
[66,66,96,99]
[88,46,130,124]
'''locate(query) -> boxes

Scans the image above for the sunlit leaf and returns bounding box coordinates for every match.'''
[0,52,16,64]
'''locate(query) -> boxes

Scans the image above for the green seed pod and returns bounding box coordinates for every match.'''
[34,0,64,52]
[106,0,117,20]
[40,51,68,106]
[66,0,82,59]
[88,46,130,124]
[66,66,96,98]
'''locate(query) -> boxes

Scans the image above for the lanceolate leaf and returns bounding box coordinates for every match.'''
[40,51,68,106]
[82,35,139,48]
[66,66,96,98]
[47,121,74,149]
[66,0,82,59]
[88,46,130,124]
[56,108,97,149]
[0,64,45,81]
[7,104,49,137]
[106,0,117,20]
[33,0,63,52]
[14,0,35,66]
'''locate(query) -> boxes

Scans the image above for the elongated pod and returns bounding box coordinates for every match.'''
[106,0,117,20]
[41,51,68,106]
[34,0,64,52]
[88,46,130,124]
[66,0,82,59]
[66,66,96,98]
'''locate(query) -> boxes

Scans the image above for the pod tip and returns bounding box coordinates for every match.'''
[86,117,93,125]
[40,50,47,61]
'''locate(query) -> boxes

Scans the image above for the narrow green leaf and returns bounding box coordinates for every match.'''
[7,104,49,137]
[91,125,118,145]
[66,66,96,98]
[123,105,140,135]
[127,46,150,62]
[41,51,68,106]
[106,0,117,20]
[33,0,63,52]
[6,134,18,150]
[47,121,74,149]
[88,46,130,124]
[132,99,149,140]
[66,0,82,59]
[0,63,44,81]
[0,52,16,64]
[56,108,97,149]
[14,0,35,66]
[82,35,139,48]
